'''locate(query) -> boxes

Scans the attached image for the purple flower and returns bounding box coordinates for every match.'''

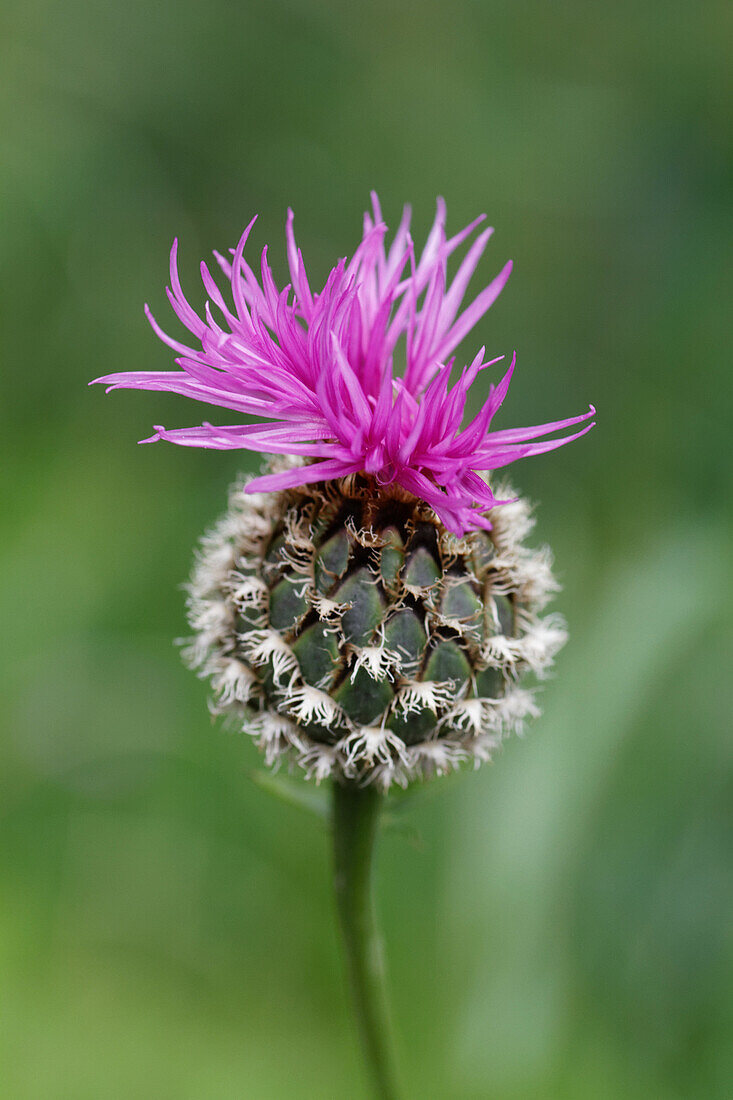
[93,195,594,535]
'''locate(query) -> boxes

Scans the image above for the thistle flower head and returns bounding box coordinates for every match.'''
[93,198,595,787]
[93,195,594,535]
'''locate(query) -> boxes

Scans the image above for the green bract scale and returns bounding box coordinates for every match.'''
[185,471,568,788]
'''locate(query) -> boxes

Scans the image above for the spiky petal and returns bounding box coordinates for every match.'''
[93,196,594,534]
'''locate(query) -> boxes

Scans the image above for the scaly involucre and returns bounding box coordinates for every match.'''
[93,195,594,534]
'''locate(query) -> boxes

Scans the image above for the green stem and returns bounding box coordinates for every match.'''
[332,780,399,1100]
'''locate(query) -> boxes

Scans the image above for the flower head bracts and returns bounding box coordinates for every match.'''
[93,195,594,535]
[184,476,569,788]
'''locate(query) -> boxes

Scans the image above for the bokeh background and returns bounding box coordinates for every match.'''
[2,1,731,1096]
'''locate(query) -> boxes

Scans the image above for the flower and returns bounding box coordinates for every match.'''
[92,195,594,535]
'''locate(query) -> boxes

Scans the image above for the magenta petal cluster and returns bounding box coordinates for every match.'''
[93,195,594,535]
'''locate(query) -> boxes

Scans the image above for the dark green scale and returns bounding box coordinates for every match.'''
[424,639,472,684]
[474,665,505,698]
[379,526,404,591]
[291,622,341,689]
[333,668,395,727]
[268,576,311,631]
[383,610,427,673]
[439,580,484,643]
[314,528,350,592]
[333,568,386,647]
[386,706,436,745]
[261,532,289,583]
[402,545,441,590]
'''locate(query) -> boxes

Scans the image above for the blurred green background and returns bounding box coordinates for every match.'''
[2,1,731,1096]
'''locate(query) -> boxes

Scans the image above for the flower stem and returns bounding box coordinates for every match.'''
[332,780,399,1100]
